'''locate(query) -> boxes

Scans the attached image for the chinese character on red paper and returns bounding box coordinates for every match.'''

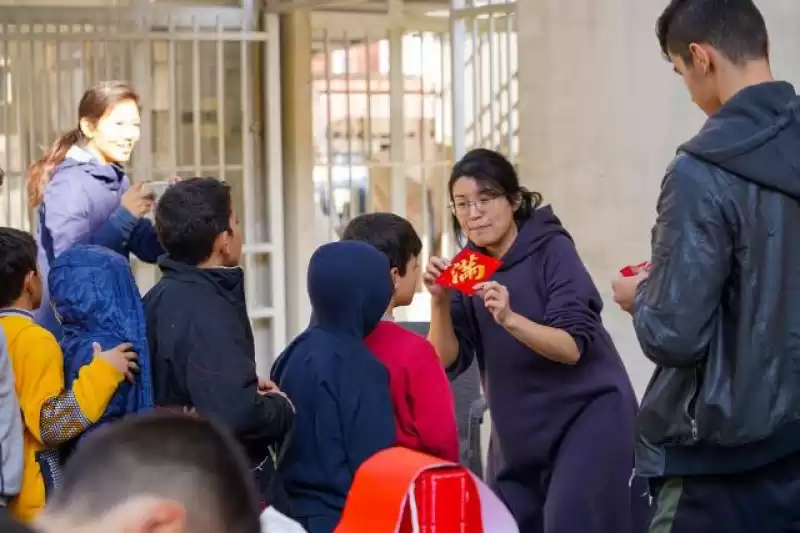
[436,249,502,296]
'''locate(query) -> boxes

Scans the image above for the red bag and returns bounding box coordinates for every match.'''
[336,448,518,533]
[436,249,502,296]
[399,468,482,533]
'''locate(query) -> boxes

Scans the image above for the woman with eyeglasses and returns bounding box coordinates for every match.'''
[423,148,644,533]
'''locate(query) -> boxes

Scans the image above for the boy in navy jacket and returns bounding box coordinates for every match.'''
[143,178,294,511]
[271,241,396,533]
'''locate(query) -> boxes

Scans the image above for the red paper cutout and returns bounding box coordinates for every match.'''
[436,249,502,296]
[620,261,650,277]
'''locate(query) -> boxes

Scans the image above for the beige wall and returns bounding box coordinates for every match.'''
[517,0,800,398]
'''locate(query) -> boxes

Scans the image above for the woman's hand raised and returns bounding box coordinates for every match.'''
[121,182,155,218]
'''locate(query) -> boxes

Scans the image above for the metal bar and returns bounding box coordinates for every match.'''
[419,33,430,267]
[1,19,9,226]
[216,17,226,184]
[192,16,202,177]
[0,7,250,28]
[167,15,178,175]
[344,31,355,220]
[471,17,481,147]
[451,0,467,160]
[54,24,64,132]
[15,37,28,230]
[265,12,286,356]
[26,36,36,228]
[240,23,256,274]
[0,31,271,43]
[506,12,515,162]
[323,30,334,241]
[388,0,405,217]
[488,13,497,150]
[38,34,49,165]
[363,33,374,214]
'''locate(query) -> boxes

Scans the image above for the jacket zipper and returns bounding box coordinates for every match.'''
[684,367,700,441]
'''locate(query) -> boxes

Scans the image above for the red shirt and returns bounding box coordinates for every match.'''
[364,320,460,463]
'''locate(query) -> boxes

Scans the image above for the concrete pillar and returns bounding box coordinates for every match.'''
[517,1,800,397]
[281,10,316,340]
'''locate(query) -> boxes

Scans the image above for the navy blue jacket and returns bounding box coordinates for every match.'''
[144,258,295,509]
[271,241,396,533]
[49,245,154,435]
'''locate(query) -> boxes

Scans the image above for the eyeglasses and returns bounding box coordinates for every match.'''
[450,192,504,216]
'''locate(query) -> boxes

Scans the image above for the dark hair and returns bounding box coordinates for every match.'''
[47,412,261,533]
[656,0,768,65]
[0,228,37,308]
[0,165,5,188]
[155,178,233,266]
[27,81,140,207]
[341,213,423,275]
[448,148,542,240]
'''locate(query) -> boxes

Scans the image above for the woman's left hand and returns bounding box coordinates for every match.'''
[477,281,512,326]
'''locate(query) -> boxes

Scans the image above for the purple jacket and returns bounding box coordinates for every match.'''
[34,146,163,338]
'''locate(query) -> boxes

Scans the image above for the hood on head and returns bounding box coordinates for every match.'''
[55,146,126,189]
[307,240,393,338]
[680,81,800,197]
[476,205,572,271]
[49,245,143,337]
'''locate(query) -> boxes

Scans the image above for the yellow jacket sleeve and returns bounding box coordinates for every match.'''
[14,327,123,447]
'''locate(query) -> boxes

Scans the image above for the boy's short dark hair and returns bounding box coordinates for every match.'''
[0,228,37,308]
[656,0,768,65]
[47,412,261,533]
[341,213,422,275]
[155,178,233,266]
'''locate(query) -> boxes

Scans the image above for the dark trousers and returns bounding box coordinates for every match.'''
[649,452,800,533]
[492,392,650,533]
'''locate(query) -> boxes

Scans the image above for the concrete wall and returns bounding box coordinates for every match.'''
[517,0,800,398]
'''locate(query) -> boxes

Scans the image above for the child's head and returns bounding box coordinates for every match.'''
[341,213,422,308]
[0,228,42,310]
[155,178,242,268]
[38,413,261,533]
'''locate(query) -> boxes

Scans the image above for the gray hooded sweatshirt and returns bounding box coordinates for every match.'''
[0,327,23,503]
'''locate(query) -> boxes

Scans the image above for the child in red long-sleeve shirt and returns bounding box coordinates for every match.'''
[342,213,459,463]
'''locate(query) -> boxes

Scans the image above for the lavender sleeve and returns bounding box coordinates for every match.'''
[541,233,604,358]
[42,177,135,258]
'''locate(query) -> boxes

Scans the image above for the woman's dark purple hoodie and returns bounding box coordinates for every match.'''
[448,206,637,507]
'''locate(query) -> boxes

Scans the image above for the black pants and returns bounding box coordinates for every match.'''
[649,452,800,533]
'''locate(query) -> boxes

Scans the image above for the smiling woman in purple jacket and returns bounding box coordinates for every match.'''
[424,149,642,533]
[26,82,164,339]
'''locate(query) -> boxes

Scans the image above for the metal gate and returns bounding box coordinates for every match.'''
[0,4,286,368]
[451,0,518,164]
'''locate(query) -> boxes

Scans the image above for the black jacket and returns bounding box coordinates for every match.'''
[634,81,800,477]
[144,258,295,504]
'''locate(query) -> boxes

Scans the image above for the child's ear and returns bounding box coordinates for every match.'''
[389,266,400,289]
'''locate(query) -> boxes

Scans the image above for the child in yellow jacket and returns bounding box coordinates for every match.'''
[0,228,138,522]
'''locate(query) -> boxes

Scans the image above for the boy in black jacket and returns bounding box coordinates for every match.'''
[143,178,294,511]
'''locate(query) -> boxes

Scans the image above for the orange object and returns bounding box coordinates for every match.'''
[436,249,502,296]
[336,448,482,533]
[336,447,520,533]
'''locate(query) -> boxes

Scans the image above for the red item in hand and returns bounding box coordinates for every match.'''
[436,249,502,296]
[620,261,650,277]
